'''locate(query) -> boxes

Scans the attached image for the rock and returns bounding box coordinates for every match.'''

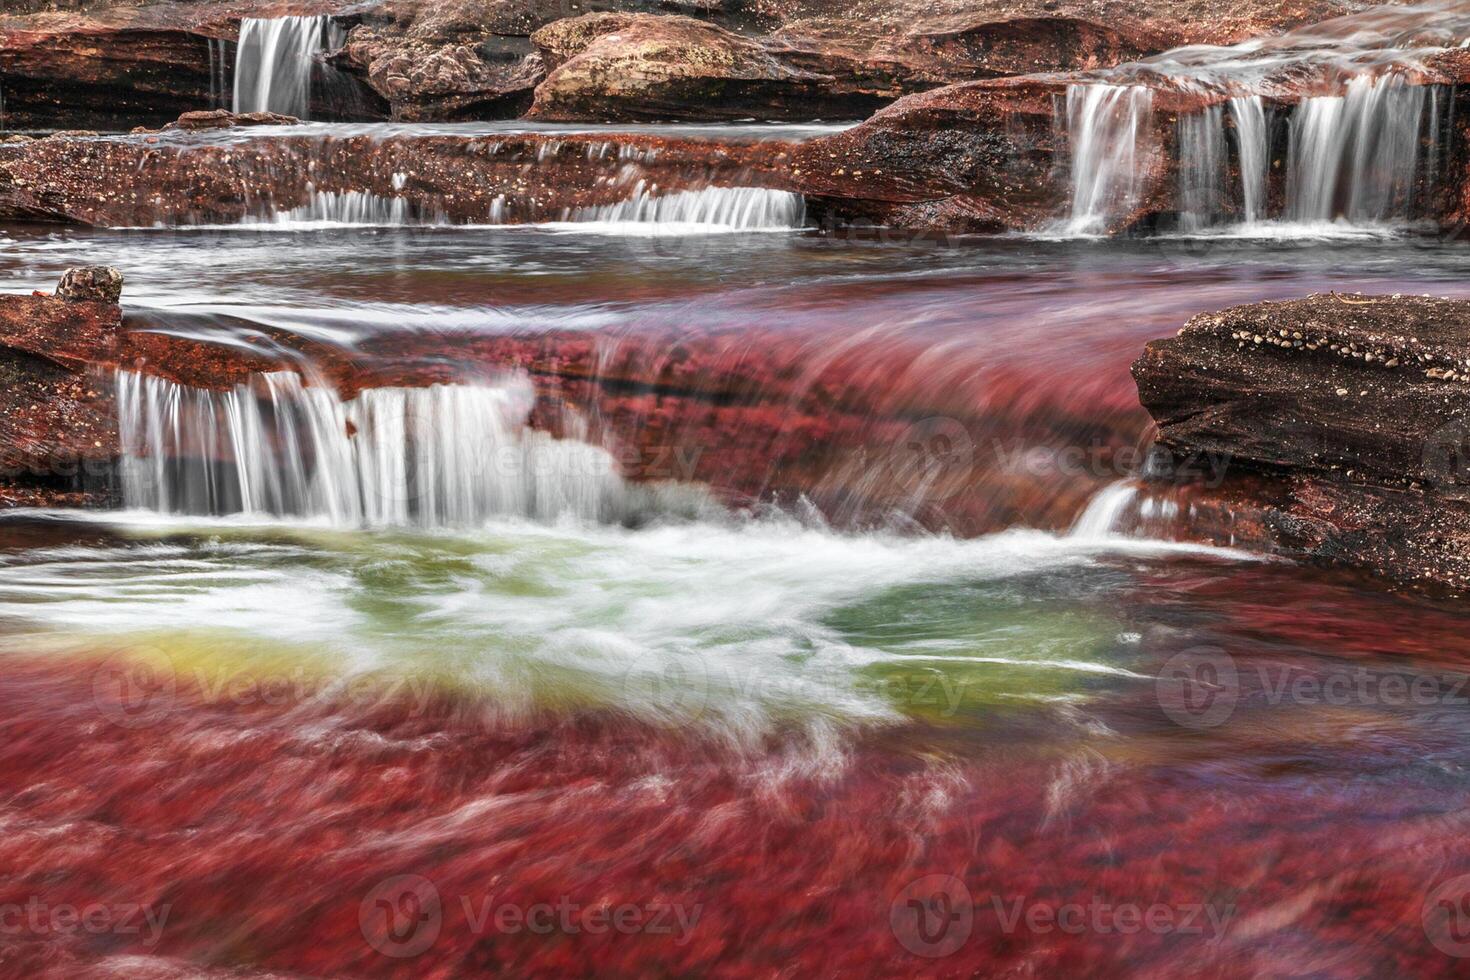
[0,3,380,130]
[1131,294,1470,590]
[0,121,798,226]
[528,14,850,121]
[526,11,1169,122]
[162,109,302,130]
[0,279,122,504]
[55,266,124,304]
[792,78,1076,233]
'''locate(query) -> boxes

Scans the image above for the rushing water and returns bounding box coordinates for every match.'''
[1051,1,1470,234]
[7,99,1470,972]
[233,15,347,118]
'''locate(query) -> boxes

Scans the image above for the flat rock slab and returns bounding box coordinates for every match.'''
[1133,293,1470,590]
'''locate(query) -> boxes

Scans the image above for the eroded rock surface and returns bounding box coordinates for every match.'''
[1133,293,1470,589]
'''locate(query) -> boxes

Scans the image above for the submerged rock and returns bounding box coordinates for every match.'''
[1133,294,1470,589]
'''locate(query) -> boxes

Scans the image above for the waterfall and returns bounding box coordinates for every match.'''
[246,189,412,227]
[1176,105,1226,232]
[1285,74,1429,224]
[1069,481,1186,540]
[207,38,230,110]
[1060,84,1155,235]
[568,184,808,231]
[116,372,637,527]
[1069,482,1140,538]
[233,15,345,118]
[1228,96,1269,224]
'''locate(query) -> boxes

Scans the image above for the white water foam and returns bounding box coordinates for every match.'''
[116,371,668,527]
[242,189,414,228]
[560,184,808,234]
[233,15,345,118]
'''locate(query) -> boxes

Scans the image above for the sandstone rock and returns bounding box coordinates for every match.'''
[529,14,849,121]
[1132,294,1470,590]
[527,10,1169,122]
[792,78,1075,232]
[55,265,124,303]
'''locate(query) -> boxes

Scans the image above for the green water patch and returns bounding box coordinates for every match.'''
[822,573,1146,723]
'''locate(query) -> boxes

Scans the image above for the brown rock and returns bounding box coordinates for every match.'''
[55,266,124,304]
[162,109,302,130]
[1131,293,1470,590]
[0,123,798,226]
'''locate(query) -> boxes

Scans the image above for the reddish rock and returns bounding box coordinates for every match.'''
[162,108,302,129]
[0,274,121,500]
[527,10,1171,122]
[0,123,798,226]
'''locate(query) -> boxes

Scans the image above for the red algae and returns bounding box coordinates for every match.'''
[4,563,1470,980]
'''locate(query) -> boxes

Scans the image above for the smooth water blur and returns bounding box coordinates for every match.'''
[6,220,1470,973]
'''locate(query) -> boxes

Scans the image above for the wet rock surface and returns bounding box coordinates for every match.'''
[0,272,123,504]
[0,0,1375,128]
[0,2,360,129]
[0,125,797,226]
[1133,293,1470,589]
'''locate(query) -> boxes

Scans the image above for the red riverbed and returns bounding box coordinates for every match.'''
[3,554,1470,979]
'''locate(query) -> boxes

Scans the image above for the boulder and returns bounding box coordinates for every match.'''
[55,265,124,303]
[526,10,1171,122]
[0,272,122,503]
[1132,293,1470,589]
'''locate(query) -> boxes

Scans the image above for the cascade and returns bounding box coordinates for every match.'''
[568,184,808,230]
[1176,105,1226,232]
[233,15,346,118]
[246,189,413,227]
[1228,96,1270,224]
[116,371,638,527]
[1059,84,1155,235]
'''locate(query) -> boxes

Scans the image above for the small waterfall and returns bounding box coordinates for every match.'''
[1069,482,1140,538]
[207,38,231,109]
[569,184,808,231]
[1060,84,1155,235]
[1228,96,1269,224]
[1176,105,1226,232]
[233,15,345,118]
[1285,74,1430,224]
[247,189,412,227]
[117,372,636,527]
